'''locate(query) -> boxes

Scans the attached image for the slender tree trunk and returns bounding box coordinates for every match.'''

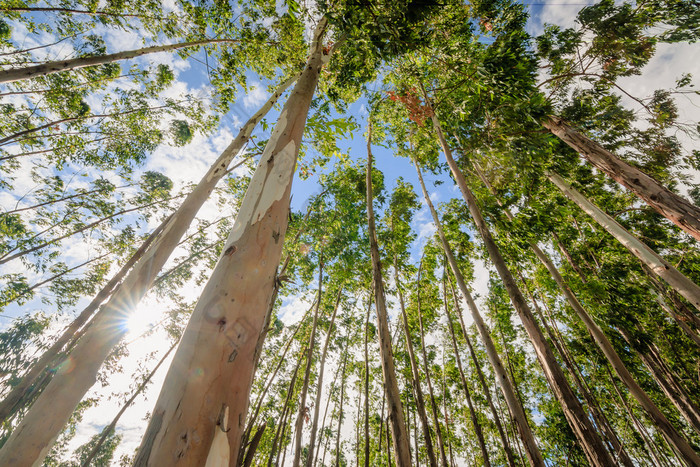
[0,217,166,424]
[442,281,491,466]
[619,328,700,437]
[366,123,412,466]
[422,101,613,465]
[0,59,302,466]
[549,171,700,313]
[80,342,177,467]
[315,354,343,467]
[363,291,371,467]
[269,345,305,467]
[445,275,517,467]
[395,259,438,467]
[0,39,236,84]
[528,240,700,463]
[440,362,456,467]
[241,302,313,459]
[127,22,327,466]
[306,286,342,467]
[413,160,544,466]
[415,265,449,467]
[292,258,324,467]
[242,423,267,467]
[335,352,348,467]
[530,288,635,467]
[543,116,700,242]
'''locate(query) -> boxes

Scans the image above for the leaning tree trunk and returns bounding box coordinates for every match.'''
[306,287,342,466]
[0,58,302,467]
[366,123,412,466]
[441,280,491,467]
[292,259,324,467]
[415,264,450,467]
[445,274,517,467]
[413,159,545,467]
[0,38,234,84]
[547,171,700,312]
[543,116,700,242]
[474,160,700,464]
[0,219,164,424]
[130,20,328,466]
[530,242,700,464]
[394,256,438,467]
[420,92,613,466]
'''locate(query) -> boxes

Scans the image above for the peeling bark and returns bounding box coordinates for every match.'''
[130,20,328,466]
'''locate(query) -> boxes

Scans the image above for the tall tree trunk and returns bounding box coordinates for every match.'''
[130,21,328,466]
[415,264,449,467]
[366,122,412,466]
[292,258,324,467]
[476,159,698,462]
[420,95,613,466]
[0,222,161,424]
[548,171,700,311]
[543,116,700,242]
[0,58,302,466]
[445,275,517,467]
[363,291,371,467]
[618,328,700,437]
[441,275,491,466]
[413,160,544,466]
[315,352,343,467]
[307,286,343,466]
[80,342,177,467]
[394,257,438,467]
[269,345,305,467]
[0,39,235,84]
[528,242,700,464]
[529,287,635,467]
[335,352,348,467]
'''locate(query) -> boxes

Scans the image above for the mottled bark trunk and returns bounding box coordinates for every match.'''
[0,51,303,466]
[548,171,700,312]
[413,159,544,466]
[130,21,328,466]
[543,116,700,242]
[366,123,412,466]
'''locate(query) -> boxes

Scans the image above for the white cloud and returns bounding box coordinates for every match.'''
[242,83,270,111]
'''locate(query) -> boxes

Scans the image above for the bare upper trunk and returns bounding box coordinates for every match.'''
[413,160,544,466]
[0,39,233,84]
[366,123,412,466]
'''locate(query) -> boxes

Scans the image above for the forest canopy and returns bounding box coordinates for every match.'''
[0,0,699,465]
